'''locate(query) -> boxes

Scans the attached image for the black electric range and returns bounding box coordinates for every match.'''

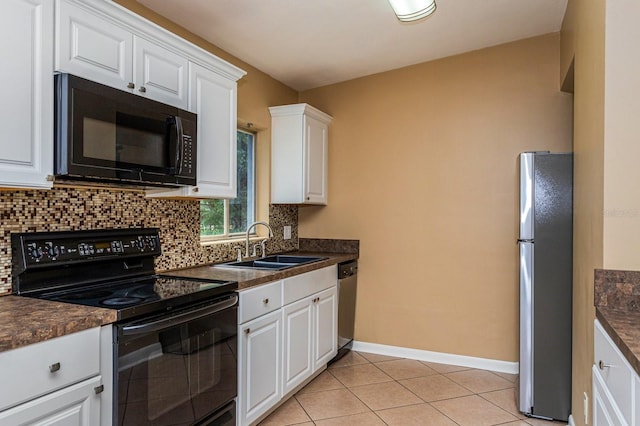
[11,228,237,320]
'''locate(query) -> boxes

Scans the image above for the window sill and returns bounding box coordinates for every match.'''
[200,235,263,247]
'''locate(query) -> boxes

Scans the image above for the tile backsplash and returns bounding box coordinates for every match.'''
[0,186,298,295]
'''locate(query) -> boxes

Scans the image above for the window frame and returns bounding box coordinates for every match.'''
[200,128,256,242]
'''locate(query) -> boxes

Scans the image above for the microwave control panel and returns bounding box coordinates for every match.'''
[182,134,194,177]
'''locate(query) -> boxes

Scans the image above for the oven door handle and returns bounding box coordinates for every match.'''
[121,294,238,336]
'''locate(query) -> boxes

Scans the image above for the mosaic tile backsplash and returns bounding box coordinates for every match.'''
[0,186,298,295]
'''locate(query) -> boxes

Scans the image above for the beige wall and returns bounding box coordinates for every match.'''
[560,1,605,424]
[603,0,640,270]
[299,34,572,362]
[114,0,298,225]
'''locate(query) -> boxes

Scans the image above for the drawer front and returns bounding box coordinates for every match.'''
[594,320,633,424]
[238,280,283,324]
[0,327,101,411]
[283,265,337,305]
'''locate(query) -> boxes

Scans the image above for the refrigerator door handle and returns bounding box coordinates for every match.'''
[520,153,535,240]
[519,241,534,414]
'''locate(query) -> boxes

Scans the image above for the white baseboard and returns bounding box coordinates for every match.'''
[351,340,519,374]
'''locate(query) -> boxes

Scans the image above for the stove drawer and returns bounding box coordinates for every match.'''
[0,327,100,411]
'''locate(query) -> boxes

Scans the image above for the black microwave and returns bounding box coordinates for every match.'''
[55,74,197,187]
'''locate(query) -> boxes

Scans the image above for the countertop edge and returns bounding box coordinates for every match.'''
[0,296,117,353]
[596,307,640,377]
[0,251,357,353]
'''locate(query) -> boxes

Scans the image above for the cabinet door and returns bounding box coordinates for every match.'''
[593,365,628,426]
[0,376,102,425]
[313,286,337,370]
[146,63,237,199]
[190,62,238,198]
[56,0,133,91]
[133,36,188,109]
[238,310,281,426]
[282,297,313,395]
[304,115,328,204]
[0,0,53,189]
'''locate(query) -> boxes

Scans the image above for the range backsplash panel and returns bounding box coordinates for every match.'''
[0,187,298,294]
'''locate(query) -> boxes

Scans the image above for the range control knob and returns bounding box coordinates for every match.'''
[30,245,43,260]
[44,243,59,258]
[146,237,156,250]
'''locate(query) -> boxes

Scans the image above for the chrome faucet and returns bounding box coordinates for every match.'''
[245,221,274,258]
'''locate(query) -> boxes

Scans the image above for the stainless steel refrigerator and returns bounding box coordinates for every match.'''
[518,152,573,421]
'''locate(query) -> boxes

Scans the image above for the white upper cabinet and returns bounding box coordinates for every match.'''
[56,0,132,92]
[270,104,332,205]
[147,62,238,198]
[56,0,188,109]
[133,36,188,108]
[54,0,246,198]
[0,0,54,189]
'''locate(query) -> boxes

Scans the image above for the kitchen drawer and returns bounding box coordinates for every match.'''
[0,327,101,412]
[283,265,337,305]
[594,319,633,424]
[238,280,283,324]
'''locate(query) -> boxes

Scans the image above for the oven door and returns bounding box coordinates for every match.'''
[115,294,237,426]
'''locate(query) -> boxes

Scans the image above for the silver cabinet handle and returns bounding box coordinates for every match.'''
[94,385,104,395]
[263,298,269,304]
[127,82,135,89]
[598,360,612,370]
[49,362,61,373]
[139,86,146,93]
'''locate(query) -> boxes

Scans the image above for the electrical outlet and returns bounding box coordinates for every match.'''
[283,225,292,240]
[584,391,588,424]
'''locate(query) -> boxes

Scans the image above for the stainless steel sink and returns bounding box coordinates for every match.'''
[215,255,327,271]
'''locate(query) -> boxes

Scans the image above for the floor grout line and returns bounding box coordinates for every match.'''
[260,351,563,426]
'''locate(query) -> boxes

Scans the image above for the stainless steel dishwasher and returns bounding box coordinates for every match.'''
[330,259,358,363]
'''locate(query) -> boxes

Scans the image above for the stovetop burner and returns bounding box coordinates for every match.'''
[101,297,145,307]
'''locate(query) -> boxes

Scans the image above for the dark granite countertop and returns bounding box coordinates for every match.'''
[0,248,357,353]
[163,251,358,290]
[0,296,117,353]
[594,269,640,377]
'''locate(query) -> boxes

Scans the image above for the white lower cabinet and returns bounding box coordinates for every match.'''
[0,376,102,425]
[239,309,282,426]
[313,287,338,370]
[238,266,338,425]
[283,286,337,395]
[593,319,639,426]
[0,326,109,426]
[238,281,283,426]
[282,296,313,395]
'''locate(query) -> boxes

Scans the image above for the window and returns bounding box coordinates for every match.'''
[200,129,255,239]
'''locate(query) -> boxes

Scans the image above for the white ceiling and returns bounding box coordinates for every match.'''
[136,0,568,91]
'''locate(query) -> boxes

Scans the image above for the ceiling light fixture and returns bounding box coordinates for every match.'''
[388,0,437,22]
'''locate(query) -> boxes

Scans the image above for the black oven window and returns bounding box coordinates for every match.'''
[117,309,237,425]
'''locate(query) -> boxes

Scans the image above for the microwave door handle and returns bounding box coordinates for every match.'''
[173,116,184,176]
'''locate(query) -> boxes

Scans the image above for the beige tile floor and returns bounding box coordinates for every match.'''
[260,351,567,426]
